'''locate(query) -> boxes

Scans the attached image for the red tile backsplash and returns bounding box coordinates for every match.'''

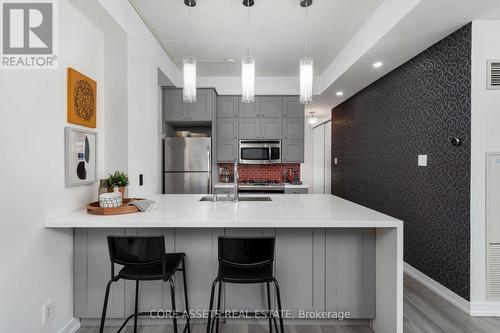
[218,163,301,183]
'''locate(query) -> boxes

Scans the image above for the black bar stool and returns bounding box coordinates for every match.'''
[206,236,285,333]
[100,236,191,333]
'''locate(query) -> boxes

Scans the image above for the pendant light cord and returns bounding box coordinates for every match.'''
[305,5,308,54]
[188,5,192,56]
[247,4,250,57]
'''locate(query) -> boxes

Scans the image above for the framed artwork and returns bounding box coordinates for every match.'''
[65,127,97,187]
[67,68,97,128]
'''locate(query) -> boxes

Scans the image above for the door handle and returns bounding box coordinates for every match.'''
[207,146,211,193]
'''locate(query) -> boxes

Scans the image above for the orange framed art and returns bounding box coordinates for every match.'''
[67,68,97,128]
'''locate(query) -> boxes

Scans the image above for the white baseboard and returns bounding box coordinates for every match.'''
[404,262,471,315]
[470,301,500,316]
[58,318,81,333]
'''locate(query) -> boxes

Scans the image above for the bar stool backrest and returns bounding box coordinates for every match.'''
[218,236,275,267]
[107,236,165,266]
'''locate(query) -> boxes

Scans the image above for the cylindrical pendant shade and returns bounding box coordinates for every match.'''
[241,56,255,103]
[300,57,313,104]
[183,56,197,103]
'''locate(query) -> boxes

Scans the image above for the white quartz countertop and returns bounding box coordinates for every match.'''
[45,194,402,229]
[215,183,309,188]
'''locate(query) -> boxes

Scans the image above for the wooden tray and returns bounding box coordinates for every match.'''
[87,198,145,215]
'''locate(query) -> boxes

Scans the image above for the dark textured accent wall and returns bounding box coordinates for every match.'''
[331,24,471,299]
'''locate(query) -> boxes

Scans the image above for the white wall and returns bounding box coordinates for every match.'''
[470,20,500,309]
[0,1,104,332]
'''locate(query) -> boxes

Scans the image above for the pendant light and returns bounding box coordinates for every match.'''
[299,0,313,105]
[241,0,255,103]
[183,0,197,103]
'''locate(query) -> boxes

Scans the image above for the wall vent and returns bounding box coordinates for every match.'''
[488,60,500,90]
[488,244,500,299]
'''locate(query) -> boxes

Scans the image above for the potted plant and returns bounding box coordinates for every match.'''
[106,171,129,198]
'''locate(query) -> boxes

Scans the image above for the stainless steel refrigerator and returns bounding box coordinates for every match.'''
[163,137,212,194]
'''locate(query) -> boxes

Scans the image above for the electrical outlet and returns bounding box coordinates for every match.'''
[42,300,54,324]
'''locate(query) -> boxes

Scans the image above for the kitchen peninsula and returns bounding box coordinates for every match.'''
[45,194,403,333]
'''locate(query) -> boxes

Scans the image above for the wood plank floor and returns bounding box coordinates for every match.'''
[78,275,500,333]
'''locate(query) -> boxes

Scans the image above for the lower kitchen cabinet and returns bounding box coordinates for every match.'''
[216,139,238,162]
[275,229,325,316]
[223,229,276,312]
[282,140,304,162]
[74,228,375,320]
[284,187,308,194]
[325,229,376,318]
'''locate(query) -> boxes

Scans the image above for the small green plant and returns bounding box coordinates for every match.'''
[106,171,129,188]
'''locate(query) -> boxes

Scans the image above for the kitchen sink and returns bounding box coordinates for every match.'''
[199,196,272,202]
[238,196,272,202]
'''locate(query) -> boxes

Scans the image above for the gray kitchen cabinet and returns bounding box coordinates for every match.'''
[164,89,188,121]
[261,118,282,139]
[217,96,239,118]
[223,229,276,312]
[282,140,304,162]
[284,187,308,194]
[283,96,304,118]
[188,89,214,121]
[239,118,261,139]
[238,96,261,117]
[283,117,304,140]
[216,139,238,162]
[164,88,214,122]
[217,118,238,140]
[174,229,223,312]
[325,229,376,318]
[75,228,127,319]
[275,229,325,316]
[261,96,283,117]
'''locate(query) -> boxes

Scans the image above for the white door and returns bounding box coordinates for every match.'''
[312,125,325,194]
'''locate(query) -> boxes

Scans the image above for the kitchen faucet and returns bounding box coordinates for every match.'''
[233,159,239,203]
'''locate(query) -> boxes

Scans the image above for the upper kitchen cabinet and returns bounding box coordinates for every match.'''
[283,117,304,140]
[164,88,188,121]
[217,96,238,118]
[261,117,282,139]
[283,96,304,117]
[238,96,261,117]
[282,140,304,162]
[188,88,215,121]
[260,96,283,117]
[164,88,215,123]
[239,118,260,139]
[217,118,238,140]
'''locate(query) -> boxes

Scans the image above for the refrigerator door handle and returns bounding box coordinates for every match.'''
[207,146,211,194]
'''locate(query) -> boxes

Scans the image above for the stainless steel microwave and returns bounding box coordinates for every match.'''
[239,140,281,164]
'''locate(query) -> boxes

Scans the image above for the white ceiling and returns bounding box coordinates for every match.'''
[130,0,384,76]
[307,0,500,120]
[130,0,500,121]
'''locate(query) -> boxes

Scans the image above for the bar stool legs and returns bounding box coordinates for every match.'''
[99,277,118,333]
[206,278,285,333]
[273,278,285,333]
[181,258,191,333]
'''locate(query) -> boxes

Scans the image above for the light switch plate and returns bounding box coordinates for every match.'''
[418,155,427,167]
[334,158,338,165]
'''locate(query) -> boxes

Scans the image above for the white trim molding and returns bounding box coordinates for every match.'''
[470,302,500,316]
[58,318,81,333]
[404,262,471,314]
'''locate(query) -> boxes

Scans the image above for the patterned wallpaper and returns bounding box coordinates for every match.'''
[331,24,471,299]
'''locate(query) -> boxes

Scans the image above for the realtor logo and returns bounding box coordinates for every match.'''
[1,0,58,68]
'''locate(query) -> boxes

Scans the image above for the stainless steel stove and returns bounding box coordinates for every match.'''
[238,180,285,193]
